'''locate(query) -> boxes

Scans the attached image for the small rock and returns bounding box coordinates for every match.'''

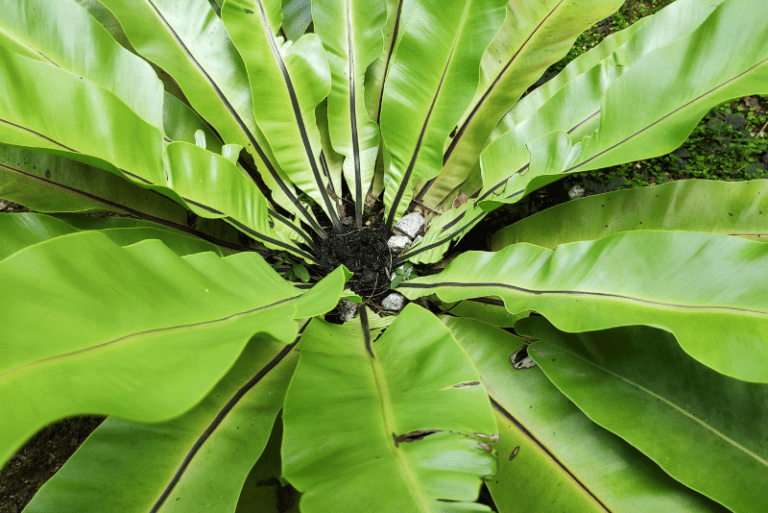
[338,299,358,322]
[381,292,405,311]
[394,212,424,238]
[387,235,411,251]
[512,355,537,370]
[568,185,585,200]
[510,346,537,370]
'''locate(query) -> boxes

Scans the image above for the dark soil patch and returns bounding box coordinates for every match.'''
[0,416,104,512]
[313,221,394,301]
[0,200,28,213]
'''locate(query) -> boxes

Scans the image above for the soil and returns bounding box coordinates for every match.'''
[0,417,105,512]
[0,200,28,213]
[313,220,394,301]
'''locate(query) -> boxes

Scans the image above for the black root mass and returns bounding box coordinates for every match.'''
[313,222,393,299]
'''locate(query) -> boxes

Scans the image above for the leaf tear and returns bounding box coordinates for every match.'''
[393,429,441,447]
[452,381,480,388]
[510,346,537,370]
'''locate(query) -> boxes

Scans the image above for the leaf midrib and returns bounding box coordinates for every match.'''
[398,281,768,317]
[0,26,60,67]
[538,344,768,469]
[0,295,298,382]
[367,331,433,512]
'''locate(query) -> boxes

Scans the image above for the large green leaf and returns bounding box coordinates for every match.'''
[162,92,224,154]
[0,0,163,130]
[282,0,312,41]
[416,0,623,209]
[0,230,348,466]
[419,0,726,213]
[235,417,291,512]
[0,212,222,261]
[492,179,768,250]
[282,306,497,512]
[474,0,727,208]
[444,316,727,512]
[438,298,528,328]
[399,230,768,382]
[96,0,314,227]
[0,144,259,253]
[161,142,308,259]
[379,0,507,229]
[24,336,297,513]
[521,317,768,513]
[407,0,729,265]
[223,0,341,231]
[493,0,726,140]
[0,43,165,180]
[396,196,487,265]
[0,38,298,255]
[481,0,768,207]
[313,0,386,227]
[363,0,418,123]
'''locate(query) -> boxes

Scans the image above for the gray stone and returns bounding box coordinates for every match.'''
[568,185,585,200]
[338,299,359,322]
[394,212,424,238]
[381,292,405,311]
[387,235,411,251]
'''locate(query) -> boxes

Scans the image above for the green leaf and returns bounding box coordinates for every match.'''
[417,0,624,209]
[222,0,341,230]
[291,262,310,282]
[282,0,311,41]
[363,0,418,124]
[235,417,290,512]
[0,42,165,181]
[0,56,271,253]
[520,317,768,513]
[0,0,164,130]
[379,0,507,228]
[492,179,768,250]
[0,143,173,214]
[494,0,726,139]
[313,0,386,227]
[440,298,528,328]
[0,231,347,466]
[24,336,297,513]
[399,230,768,382]
[163,92,224,154]
[444,316,727,513]
[282,306,497,512]
[161,142,306,257]
[0,212,222,261]
[0,144,259,253]
[398,197,487,265]
[406,0,724,265]
[96,0,310,225]
[482,0,768,206]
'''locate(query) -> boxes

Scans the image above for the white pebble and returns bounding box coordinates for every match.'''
[381,293,405,311]
[394,212,425,238]
[568,185,585,200]
[387,235,411,251]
